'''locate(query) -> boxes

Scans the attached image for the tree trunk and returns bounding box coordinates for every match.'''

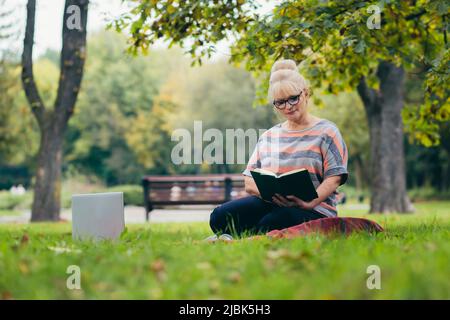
[439,124,450,190]
[357,61,414,213]
[353,155,365,191]
[31,123,64,221]
[22,0,89,221]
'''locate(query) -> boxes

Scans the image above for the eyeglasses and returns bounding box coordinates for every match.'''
[273,91,304,109]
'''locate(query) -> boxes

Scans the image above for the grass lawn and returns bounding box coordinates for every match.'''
[0,209,22,216]
[0,201,449,299]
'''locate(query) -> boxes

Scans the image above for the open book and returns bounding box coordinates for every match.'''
[250,168,318,202]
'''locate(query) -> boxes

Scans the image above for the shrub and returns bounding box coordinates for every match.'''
[408,187,450,202]
[0,191,32,210]
[100,185,143,206]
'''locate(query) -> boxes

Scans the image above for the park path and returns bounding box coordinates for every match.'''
[0,205,213,224]
[0,204,371,224]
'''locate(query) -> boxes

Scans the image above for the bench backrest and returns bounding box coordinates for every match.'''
[142,174,246,206]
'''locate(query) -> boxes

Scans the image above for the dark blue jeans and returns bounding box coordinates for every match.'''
[209,196,326,237]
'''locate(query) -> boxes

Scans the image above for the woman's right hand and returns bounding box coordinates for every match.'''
[244,176,261,197]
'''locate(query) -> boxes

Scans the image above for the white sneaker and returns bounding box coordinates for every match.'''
[218,234,233,241]
[204,234,233,242]
[204,234,218,242]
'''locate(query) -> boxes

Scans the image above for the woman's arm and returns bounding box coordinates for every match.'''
[244,176,261,197]
[272,175,341,209]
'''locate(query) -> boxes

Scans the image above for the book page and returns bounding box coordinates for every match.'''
[252,168,277,177]
[278,168,306,178]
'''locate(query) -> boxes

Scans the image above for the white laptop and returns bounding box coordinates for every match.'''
[72,192,125,241]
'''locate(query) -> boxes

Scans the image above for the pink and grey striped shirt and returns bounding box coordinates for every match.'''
[243,119,348,217]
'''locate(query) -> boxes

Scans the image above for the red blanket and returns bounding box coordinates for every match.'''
[266,217,384,239]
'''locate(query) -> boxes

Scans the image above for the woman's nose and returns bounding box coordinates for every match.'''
[285,104,295,111]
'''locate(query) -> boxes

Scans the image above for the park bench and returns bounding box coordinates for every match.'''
[142,174,247,221]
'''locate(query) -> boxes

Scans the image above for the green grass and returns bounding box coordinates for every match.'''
[0,209,22,216]
[0,191,32,211]
[0,201,449,299]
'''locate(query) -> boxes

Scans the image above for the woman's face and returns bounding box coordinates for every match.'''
[273,89,308,121]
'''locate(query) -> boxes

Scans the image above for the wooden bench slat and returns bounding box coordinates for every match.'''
[142,174,247,221]
[143,174,244,182]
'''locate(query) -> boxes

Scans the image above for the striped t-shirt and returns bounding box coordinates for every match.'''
[243,119,348,217]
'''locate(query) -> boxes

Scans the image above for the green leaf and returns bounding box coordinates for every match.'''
[354,40,366,53]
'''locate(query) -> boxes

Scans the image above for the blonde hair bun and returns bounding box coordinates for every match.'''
[268,59,310,100]
[271,59,297,73]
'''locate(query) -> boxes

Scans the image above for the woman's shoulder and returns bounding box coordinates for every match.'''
[259,123,283,138]
[316,118,342,135]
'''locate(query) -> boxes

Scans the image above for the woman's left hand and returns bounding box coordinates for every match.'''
[272,194,317,210]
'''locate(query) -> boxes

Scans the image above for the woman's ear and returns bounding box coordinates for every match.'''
[306,87,312,98]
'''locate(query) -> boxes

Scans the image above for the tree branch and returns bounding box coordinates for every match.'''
[21,0,45,126]
[357,76,377,108]
[54,0,89,126]
[406,9,426,21]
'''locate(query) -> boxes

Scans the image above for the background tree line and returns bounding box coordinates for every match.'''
[112,0,449,213]
[1,30,449,196]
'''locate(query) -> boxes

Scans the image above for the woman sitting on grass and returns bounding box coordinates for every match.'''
[208,59,348,240]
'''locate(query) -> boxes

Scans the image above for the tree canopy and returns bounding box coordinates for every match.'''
[113,0,449,146]
[1,30,449,191]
